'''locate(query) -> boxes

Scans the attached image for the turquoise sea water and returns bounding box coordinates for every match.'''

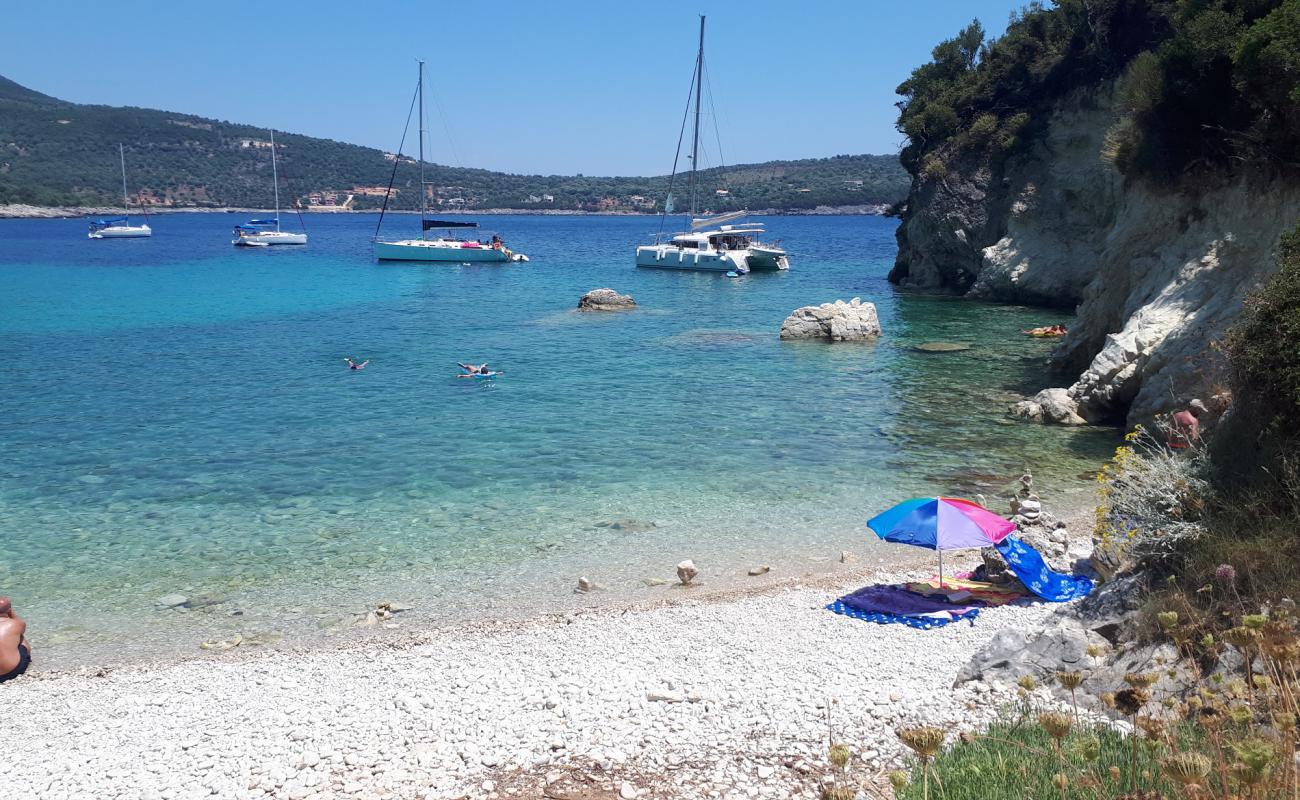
[1,213,1117,667]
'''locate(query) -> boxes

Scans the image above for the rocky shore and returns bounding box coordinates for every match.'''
[6,562,1072,800]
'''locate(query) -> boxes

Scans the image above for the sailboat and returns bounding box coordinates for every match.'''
[233,130,307,247]
[373,61,526,263]
[88,144,152,239]
[634,16,789,273]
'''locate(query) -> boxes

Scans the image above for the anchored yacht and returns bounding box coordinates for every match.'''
[88,144,151,239]
[373,61,526,263]
[633,16,790,274]
[233,130,307,247]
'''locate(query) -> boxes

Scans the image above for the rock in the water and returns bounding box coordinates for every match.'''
[914,342,972,353]
[576,576,593,593]
[593,519,657,533]
[1010,387,1086,426]
[747,565,770,576]
[676,559,698,585]
[155,594,188,609]
[779,298,882,342]
[577,288,636,312]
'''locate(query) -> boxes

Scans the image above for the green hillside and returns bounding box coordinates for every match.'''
[0,76,907,211]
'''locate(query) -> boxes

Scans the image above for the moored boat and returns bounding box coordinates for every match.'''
[633,16,790,273]
[88,145,152,239]
[374,61,526,263]
[233,130,307,247]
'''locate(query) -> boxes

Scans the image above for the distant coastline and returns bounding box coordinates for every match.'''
[0,203,891,220]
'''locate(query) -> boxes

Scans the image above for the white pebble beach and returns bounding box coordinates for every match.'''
[4,561,1068,800]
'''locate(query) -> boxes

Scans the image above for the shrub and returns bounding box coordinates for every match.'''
[1093,427,1211,578]
[920,154,949,180]
[1225,223,1300,424]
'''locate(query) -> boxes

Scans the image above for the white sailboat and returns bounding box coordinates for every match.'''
[635,16,789,273]
[233,130,307,247]
[373,61,526,263]
[88,144,152,239]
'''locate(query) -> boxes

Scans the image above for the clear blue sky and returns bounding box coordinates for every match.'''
[3,1,1027,176]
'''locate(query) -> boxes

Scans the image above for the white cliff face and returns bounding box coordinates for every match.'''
[895,87,1300,426]
[1047,180,1300,423]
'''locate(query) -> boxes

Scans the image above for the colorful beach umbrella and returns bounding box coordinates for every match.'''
[867,497,1017,586]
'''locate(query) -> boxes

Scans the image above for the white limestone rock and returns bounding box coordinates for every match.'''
[779,298,882,342]
[1010,388,1086,426]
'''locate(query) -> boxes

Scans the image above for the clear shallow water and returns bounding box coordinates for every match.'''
[1,213,1117,667]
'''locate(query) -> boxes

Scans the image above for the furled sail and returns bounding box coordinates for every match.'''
[690,209,747,230]
[423,220,478,230]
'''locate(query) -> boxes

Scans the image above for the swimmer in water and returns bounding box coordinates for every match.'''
[457,362,501,377]
[344,357,369,370]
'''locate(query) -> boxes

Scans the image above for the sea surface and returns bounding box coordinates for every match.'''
[1,213,1117,668]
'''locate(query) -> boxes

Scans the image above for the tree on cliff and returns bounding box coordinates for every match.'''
[895,1,1300,184]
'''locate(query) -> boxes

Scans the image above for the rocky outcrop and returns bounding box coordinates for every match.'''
[779,298,881,342]
[893,85,1300,426]
[1011,388,1086,426]
[577,288,636,312]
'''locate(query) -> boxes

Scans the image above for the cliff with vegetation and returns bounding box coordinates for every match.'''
[890,0,1300,428]
[0,76,907,212]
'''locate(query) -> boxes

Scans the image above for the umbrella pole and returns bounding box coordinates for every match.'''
[938,549,944,589]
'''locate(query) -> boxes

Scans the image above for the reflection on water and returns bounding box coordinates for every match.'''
[0,213,1117,667]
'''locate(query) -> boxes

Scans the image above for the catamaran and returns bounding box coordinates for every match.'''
[635,16,789,274]
[233,130,307,247]
[88,144,152,239]
[373,61,526,263]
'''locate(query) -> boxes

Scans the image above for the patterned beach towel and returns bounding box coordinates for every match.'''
[827,585,982,629]
[994,536,1093,602]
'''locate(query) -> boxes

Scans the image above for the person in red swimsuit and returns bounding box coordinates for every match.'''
[0,597,30,684]
[1167,407,1201,449]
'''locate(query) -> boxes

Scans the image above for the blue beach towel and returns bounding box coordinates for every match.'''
[995,536,1093,602]
[826,599,981,629]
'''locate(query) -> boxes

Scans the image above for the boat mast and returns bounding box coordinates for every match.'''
[689,15,705,217]
[270,129,281,232]
[418,59,427,239]
[119,143,130,221]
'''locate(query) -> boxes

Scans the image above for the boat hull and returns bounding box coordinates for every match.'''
[634,245,748,273]
[745,247,789,271]
[89,225,151,239]
[234,232,307,246]
[375,240,511,262]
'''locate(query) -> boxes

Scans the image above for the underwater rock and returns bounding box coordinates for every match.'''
[594,519,657,533]
[676,559,698,585]
[155,594,188,609]
[577,288,636,312]
[913,342,972,353]
[748,565,771,576]
[779,298,881,342]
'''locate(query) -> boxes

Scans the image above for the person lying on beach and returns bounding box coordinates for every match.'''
[344,357,369,370]
[0,597,31,684]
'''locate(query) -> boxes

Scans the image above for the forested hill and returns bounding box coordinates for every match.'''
[0,76,907,211]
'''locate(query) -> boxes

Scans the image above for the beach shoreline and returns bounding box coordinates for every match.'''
[6,498,1097,799]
